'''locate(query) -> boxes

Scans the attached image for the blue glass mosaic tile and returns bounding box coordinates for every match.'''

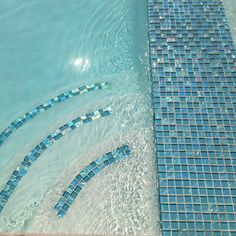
[0,82,110,147]
[148,0,236,235]
[0,107,112,214]
[53,145,131,218]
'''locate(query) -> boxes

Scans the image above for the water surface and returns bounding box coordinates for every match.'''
[0,0,159,234]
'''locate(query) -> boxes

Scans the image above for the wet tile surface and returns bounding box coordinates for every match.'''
[148,0,236,235]
[0,82,109,147]
[53,145,132,218]
[0,107,112,214]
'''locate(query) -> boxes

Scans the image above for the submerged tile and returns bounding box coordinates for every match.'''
[0,107,112,214]
[53,145,132,217]
[0,82,110,147]
[148,0,236,234]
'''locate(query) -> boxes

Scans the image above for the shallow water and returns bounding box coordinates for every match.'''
[223,0,236,43]
[0,0,236,235]
[0,0,160,235]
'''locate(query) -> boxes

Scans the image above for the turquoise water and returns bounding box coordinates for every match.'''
[223,0,236,45]
[1,0,235,235]
[0,0,159,234]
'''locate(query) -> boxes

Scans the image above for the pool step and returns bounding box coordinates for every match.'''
[0,107,112,214]
[53,145,132,218]
[0,82,110,147]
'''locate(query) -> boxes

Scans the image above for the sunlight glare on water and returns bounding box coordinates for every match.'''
[0,0,160,235]
[0,0,235,235]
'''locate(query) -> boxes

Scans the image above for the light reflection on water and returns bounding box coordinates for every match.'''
[0,0,159,235]
[0,0,235,235]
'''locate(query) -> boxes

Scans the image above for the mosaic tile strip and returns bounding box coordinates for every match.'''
[148,0,236,235]
[0,107,112,214]
[53,145,131,218]
[0,82,109,147]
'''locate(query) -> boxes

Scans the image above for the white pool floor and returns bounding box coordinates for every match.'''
[0,0,160,235]
[0,0,235,235]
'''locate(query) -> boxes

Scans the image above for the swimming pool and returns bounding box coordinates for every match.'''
[1,0,236,235]
[149,0,236,235]
[0,0,159,234]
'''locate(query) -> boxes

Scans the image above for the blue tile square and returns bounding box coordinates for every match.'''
[62,191,70,199]
[66,196,74,205]
[75,186,82,193]
[57,210,65,218]
[62,204,69,212]
[54,203,62,211]
[83,176,90,182]
[88,171,95,178]
[93,167,100,174]
[76,174,83,181]
[70,191,78,199]
[71,179,78,187]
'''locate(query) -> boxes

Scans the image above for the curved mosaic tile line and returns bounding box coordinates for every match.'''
[53,145,131,218]
[0,107,112,214]
[0,82,109,147]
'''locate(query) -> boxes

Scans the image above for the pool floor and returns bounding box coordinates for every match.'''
[0,0,159,235]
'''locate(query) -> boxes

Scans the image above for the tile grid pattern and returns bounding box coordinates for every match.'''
[0,82,109,147]
[53,145,132,218]
[148,0,236,235]
[0,107,112,214]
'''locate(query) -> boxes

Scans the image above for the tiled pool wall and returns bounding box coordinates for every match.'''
[148,0,236,235]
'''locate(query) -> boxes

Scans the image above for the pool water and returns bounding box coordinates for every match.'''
[223,0,236,45]
[1,0,236,235]
[0,0,159,235]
